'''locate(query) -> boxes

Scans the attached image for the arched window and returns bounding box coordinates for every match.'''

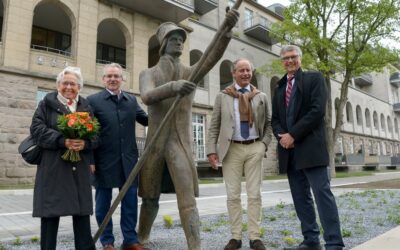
[97,20,126,67]
[380,114,386,132]
[387,116,393,133]
[31,2,73,56]
[346,102,353,123]
[365,109,371,128]
[373,111,378,129]
[219,60,233,90]
[356,105,363,126]
[0,1,4,41]
[190,50,206,88]
[148,35,159,68]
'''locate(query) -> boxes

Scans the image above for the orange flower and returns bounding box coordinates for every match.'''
[68,118,77,127]
[86,123,93,131]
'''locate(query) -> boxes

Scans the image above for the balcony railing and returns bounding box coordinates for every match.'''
[96,59,126,69]
[390,72,400,88]
[243,15,277,45]
[354,74,373,87]
[31,44,71,57]
[107,0,194,23]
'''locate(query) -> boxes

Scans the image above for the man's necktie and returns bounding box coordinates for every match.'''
[285,76,294,107]
[238,88,250,139]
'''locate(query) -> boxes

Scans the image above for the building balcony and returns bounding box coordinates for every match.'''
[393,103,400,113]
[194,0,217,15]
[29,46,75,77]
[354,74,373,87]
[243,15,277,45]
[390,71,400,88]
[106,0,194,23]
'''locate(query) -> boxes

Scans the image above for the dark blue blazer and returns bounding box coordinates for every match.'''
[87,89,148,188]
[271,68,329,173]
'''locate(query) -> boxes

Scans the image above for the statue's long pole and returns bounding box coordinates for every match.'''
[93,0,243,243]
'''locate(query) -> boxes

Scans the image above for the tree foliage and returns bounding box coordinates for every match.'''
[270,0,400,176]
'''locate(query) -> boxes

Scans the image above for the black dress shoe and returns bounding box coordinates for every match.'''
[249,239,266,250]
[283,242,322,250]
[224,239,242,250]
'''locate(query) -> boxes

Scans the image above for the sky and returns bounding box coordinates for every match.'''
[257,0,399,50]
[258,0,291,7]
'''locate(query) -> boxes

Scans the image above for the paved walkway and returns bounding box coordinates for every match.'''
[0,171,399,249]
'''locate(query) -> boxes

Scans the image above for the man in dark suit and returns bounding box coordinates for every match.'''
[271,45,344,250]
[87,63,149,250]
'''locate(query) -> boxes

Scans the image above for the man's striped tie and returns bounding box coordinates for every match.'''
[285,76,294,107]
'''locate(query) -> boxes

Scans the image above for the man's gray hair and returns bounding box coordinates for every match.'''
[56,66,83,88]
[280,45,303,58]
[231,58,254,72]
[103,63,123,77]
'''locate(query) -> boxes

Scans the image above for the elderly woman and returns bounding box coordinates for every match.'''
[30,66,97,250]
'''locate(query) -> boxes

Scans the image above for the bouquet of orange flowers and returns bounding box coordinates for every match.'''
[57,112,100,162]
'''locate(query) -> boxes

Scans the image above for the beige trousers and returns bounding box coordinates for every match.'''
[222,141,265,240]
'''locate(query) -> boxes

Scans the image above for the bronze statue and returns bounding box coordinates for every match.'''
[138,9,240,250]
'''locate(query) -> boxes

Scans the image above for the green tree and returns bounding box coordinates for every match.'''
[271,0,400,176]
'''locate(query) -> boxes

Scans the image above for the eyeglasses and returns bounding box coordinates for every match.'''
[281,55,299,62]
[104,74,122,79]
[61,82,79,87]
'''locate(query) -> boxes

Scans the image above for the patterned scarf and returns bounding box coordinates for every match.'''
[223,84,260,127]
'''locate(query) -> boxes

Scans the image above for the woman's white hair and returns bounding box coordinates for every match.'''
[56,66,84,88]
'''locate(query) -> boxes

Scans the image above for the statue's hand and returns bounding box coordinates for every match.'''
[225,9,239,29]
[172,80,196,96]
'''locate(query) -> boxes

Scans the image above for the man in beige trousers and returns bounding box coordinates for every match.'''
[207,58,272,250]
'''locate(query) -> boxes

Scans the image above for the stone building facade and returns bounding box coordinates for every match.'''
[0,0,399,186]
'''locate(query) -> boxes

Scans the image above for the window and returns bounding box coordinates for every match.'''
[36,90,49,106]
[192,113,206,161]
[31,26,71,55]
[244,8,254,29]
[96,43,126,68]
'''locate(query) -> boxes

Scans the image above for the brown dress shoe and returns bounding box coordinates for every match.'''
[121,243,151,250]
[103,244,115,250]
[250,239,266,250]
[224,239,242,250]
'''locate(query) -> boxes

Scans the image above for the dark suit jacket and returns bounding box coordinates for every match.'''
[87,89,148,188]
[271,68,329,173]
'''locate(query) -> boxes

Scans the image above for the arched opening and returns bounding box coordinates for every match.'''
[250,71,258,88]
[220,60,233,90]
[270,76,280,100]
[190,49,206,88]
[97,19,126,68]
[380,114,386,132]
[373,111,378,130]
[31,2,73,56]
[387,116,393,134]
[365,109,371,128]
[356,105,362,126]
[346,102,353,123]
[148,35,159,68]
[0,0,4,41]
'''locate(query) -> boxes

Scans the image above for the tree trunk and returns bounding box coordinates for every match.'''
[324,76,337,178]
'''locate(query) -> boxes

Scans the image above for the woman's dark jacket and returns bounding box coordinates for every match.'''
[30,91,98,218]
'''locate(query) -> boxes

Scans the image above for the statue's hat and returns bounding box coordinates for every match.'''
[156,22,187,45]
